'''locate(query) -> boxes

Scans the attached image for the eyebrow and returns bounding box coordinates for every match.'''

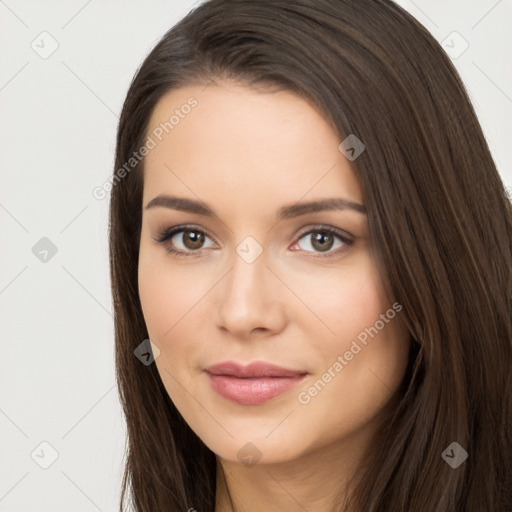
[145,194,367,220]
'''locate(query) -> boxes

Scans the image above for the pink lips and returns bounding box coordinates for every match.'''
[205,361,308,405]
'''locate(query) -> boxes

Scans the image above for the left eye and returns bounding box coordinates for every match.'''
[293,227,353,256]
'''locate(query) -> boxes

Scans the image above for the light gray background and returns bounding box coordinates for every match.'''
[0,1,510,511]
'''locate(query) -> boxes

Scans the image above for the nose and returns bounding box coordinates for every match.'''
[214,248,287,339]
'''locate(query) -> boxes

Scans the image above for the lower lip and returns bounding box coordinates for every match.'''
[207,373,307,405]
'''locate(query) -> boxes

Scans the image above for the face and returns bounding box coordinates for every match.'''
[138,81,411,466]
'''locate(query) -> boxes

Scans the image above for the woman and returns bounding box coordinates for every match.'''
[109,0,512,510]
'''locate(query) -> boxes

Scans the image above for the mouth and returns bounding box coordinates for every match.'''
[204,361,308,405]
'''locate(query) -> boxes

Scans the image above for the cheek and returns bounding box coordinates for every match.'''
[287,255,389,348]
[292,256,409,419]
[138,247,210,342]
[137,251,208,399]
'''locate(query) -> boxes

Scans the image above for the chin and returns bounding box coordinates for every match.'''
[202,427,314,467]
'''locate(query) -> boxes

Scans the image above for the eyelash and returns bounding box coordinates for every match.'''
[153,223,354,259]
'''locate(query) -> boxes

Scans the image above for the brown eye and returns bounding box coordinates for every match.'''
[294,226,353,257]
[180,230,205,250]
[154,225,217,257]
[310,231,335,252]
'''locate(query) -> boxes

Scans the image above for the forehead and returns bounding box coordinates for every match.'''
[143,82,363,211]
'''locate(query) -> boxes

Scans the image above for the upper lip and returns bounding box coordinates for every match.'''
[205,361,307,378]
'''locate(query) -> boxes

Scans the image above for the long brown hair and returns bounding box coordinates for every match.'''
[109,1,512,510]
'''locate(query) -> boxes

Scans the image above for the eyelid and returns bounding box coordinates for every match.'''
[153,223,217,245]
[295,224,354,243]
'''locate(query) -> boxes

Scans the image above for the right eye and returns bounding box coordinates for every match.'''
[154,225,217,257]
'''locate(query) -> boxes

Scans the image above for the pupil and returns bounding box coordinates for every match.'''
[312,231,333,252]
[184,231,204,249]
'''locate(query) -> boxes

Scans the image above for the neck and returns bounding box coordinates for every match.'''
[214,434,370,512]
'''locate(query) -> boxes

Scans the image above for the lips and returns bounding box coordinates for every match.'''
[205,361,307,378]
[204,361,308,405]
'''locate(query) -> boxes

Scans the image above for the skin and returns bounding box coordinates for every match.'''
[138,81,412,511]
